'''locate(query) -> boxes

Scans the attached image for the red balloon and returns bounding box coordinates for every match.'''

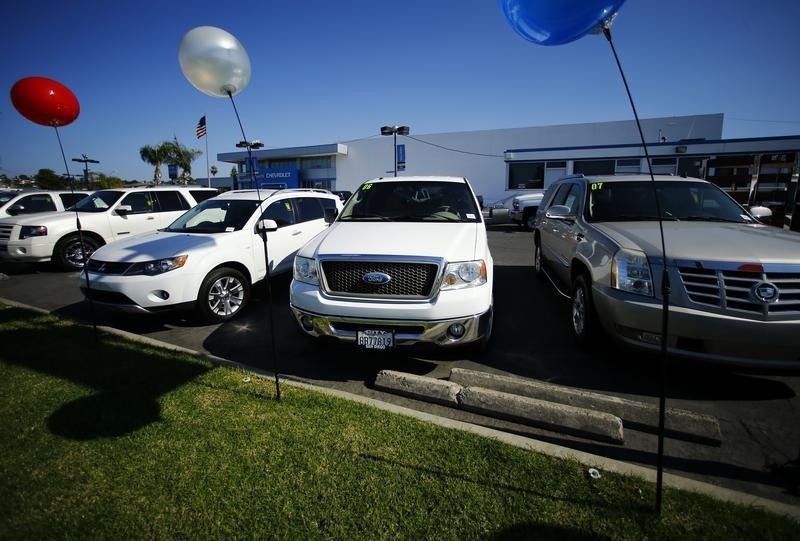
[10,77,80,127]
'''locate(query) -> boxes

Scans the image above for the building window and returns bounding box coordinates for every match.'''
[300,157,331,169]
[615,158,640,174]
[269,159,296,168]
[574,160,615,175]
[508,162,544,189]
[546,161,566,169]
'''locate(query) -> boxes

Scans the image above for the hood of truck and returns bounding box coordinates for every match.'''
[301,221,486,262]
[593,221,800,264]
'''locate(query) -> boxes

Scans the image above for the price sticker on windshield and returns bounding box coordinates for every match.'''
[362,183,373,191]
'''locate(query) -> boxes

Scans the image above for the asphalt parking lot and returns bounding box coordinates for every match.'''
[1,222,798,505]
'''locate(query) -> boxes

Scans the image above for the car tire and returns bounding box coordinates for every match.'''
[524,208,538,231]
[197,267,251,323]
[533,237,545,280]
[571,274,598,346]
[54,234,101,271]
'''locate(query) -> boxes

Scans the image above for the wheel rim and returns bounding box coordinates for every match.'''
[207,275,245,317]
[572,286,586,337]
[534,244,541,272]
[64,240,94,268]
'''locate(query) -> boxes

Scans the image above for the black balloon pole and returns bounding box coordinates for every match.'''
[602,26,670,515]
[227,91,281,401]
[53,125,99,342]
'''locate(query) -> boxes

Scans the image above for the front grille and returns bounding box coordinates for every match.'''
[321,260,440,298]
[0,224,12,241]
[80,288,136,305]
[86,259,133,275]
[678,266,800,316]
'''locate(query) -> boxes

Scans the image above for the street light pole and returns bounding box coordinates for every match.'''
[235,139,264,189]
[380,125,409,177]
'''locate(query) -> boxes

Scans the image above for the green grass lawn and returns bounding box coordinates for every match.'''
[0,305,797,540]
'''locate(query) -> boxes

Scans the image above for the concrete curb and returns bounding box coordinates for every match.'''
[374,370,461,406]
[0,296,797,522]
[458,386,624,443]
[375,369,624,443]
[450,368,722,445]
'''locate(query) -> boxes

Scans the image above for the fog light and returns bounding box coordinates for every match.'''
[447,323,465,339]
[300,316,314,332]
[153,290,169,300]
[638,331,662,345]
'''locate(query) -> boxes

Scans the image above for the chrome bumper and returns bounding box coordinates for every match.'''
[290,305,493,347]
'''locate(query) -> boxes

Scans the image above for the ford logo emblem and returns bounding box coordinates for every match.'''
[363,272,391,285]
[751,281,779,304]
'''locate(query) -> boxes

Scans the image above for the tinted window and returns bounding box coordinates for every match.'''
[0,192,18,205]
[166,199,258,232]
[295,197,324,223]
[549,184,573,207]
[153,191,190,212]
[340,181,480,223]
[189,190,218,203]
[59,193,86,208]
[262,199,296,227]
[320,198,337,211]
[119,192,154,213]
[18,194,57,213]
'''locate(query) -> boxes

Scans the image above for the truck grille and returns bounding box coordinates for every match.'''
[678,266,800,316]
[0,224,13,241]
[321,260,440,298]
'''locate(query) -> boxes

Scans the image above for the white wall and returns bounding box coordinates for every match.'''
[335,114,723,204]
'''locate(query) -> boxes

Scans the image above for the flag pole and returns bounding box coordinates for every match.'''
[204,114,210,188]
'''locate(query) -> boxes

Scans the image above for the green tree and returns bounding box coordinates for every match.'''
[33,168,67,189]
[139,142,173,185]
[92,173,124,189]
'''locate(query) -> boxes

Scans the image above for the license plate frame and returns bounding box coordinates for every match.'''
[356,329,394,351]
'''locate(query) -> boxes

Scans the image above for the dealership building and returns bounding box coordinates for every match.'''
[212,113,800,228]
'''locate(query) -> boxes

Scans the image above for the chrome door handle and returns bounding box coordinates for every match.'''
[291,230,302,236]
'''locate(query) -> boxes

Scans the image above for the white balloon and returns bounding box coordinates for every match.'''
[178,26,251,98]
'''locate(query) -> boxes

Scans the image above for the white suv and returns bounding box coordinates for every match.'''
[80,189,342,322]
[290,176,493,350]
[0,189,90,219]
[0,186,217,270]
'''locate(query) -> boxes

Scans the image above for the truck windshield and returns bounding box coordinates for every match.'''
[339,181,481,223]
[586,181,752,223]
[73,191,124,212]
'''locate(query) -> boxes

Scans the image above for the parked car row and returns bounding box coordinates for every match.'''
[2,174,798,370]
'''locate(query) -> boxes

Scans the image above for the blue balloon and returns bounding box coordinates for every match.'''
[499,0,626,46]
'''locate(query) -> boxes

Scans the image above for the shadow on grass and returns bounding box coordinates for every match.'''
[0,306,211,440]
[490,523,611,540]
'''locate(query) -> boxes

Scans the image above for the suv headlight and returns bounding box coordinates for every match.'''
[512,200,520,211]
[293,256,319,285]
[441,260,487,290]
[19,226,47,239]
[125,255,188,276]
[611,249,653,296]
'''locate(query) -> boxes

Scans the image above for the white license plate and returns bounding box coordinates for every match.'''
[357,330,394,350]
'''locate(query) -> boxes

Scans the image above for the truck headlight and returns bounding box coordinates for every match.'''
[19,225,47,239]
[293,256,319,285]
[611,249,653,296]
[441,260,487,290]
[125,255,188,276]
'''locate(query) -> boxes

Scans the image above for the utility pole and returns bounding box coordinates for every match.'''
[71,154,99,189]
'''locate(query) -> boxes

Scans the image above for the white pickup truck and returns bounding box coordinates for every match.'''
[509,190,546,230]
[290,176,494,351]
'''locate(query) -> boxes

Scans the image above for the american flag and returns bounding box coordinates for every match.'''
[195,116,206,139]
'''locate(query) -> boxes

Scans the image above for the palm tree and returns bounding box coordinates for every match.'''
[139,142,173,185]
[166,140,203,183]
[210,165,218,178]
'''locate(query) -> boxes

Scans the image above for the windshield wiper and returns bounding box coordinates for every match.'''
[339,214,390,221]
[680,216,743,223]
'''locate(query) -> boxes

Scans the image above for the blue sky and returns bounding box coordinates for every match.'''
[3,0,800,181]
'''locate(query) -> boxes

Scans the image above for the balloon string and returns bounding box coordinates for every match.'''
[226,91,281,401]
[53,126,99,343]
[603,27,670,516]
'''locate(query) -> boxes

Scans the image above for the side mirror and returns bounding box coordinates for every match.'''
[545,205,575,221]
[324,207,338,224]
[747,205,773,224]
[116,205,132,215]
[256,219,278,233]
[6,204,24,216]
